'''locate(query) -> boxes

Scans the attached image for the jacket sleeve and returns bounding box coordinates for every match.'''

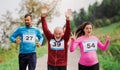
[70,38,80,52]
[64,19,71,42]
[36,29,44,45]
[97,38,110,51]
[41,16,53,40]
[9,28,20,43]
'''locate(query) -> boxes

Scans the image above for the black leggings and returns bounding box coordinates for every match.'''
[79,63,99,70]
[48,65,67,70]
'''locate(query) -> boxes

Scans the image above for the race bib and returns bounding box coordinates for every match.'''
[50,39,64,50]
[82,40,97,52]
[23,34,36,42]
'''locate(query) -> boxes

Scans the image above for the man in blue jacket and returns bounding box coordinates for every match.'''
[10,14,43,70]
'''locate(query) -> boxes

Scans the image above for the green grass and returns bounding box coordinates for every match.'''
[94,22,120,34]
[93,22,120,36]
[0,43,18,62]
[0,59,19,70]
[0,43,48,70]
[93,22,120,42]
[99,54,120,70]
[36,44,48,57]
[94,22,120,70]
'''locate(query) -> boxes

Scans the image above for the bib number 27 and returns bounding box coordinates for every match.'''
[23,35,35,42]
[26,36,33,40]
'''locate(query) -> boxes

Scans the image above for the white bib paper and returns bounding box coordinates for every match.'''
[23,34,35,42]
[82,40,97,52]
[50,39,64,50]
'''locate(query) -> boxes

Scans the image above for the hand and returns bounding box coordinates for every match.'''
[106,35,110,41]
[65,9,72,20]
[71,32,76,40]
[41,5,49,17]
[36,42,41,47]
[16,39,21,44]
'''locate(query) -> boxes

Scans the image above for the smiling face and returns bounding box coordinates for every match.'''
[25,16,32,27]
[83,24,92,36]
[24,14,32,27]
[54,27,63,41]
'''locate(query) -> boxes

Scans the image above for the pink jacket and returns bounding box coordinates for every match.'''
[70,36,110,66]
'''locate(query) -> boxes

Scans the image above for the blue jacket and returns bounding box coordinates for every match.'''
[10,25,43,54]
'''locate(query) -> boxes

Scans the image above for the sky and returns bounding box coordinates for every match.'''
[0,0,103,32]
[0,0,21,19]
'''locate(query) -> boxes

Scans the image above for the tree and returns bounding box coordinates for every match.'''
[18,0,61,26]
[88,2,99,21]
[0,11,19,50]
[73,0,120,28]
[73,8,89,27]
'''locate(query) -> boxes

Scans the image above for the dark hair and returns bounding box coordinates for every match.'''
[24,14,32,19]
[75,22,92,38]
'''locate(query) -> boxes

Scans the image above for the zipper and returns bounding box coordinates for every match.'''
[55,50,57,66]
[55,50,57,70]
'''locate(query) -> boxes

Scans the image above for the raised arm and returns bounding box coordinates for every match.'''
[41,6,53,40]
[70,32,80,52]
[70,38,80,52]
[98,36,110,51]
[64,9,72,42]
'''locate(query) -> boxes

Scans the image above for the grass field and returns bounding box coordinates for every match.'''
[0,44,48,70]
[94,22,120,70]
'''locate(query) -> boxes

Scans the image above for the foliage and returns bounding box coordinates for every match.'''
[98,54,120,70]
[0,59,19,70]
[73,8,89,27]
[0,44,18,63]
[73,0,120,28]
[94,18,111,27]
[70,20,77,32]
[95,22,120,70]
[19,0,61,25]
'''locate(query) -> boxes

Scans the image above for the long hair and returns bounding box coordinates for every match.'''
[75,22,92,38]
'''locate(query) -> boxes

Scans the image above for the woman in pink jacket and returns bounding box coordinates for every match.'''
[70,22,110,70]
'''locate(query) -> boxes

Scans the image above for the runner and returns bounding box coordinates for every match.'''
[70,22,110,70]
[41,6,72,70]
[9,14,43,70]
